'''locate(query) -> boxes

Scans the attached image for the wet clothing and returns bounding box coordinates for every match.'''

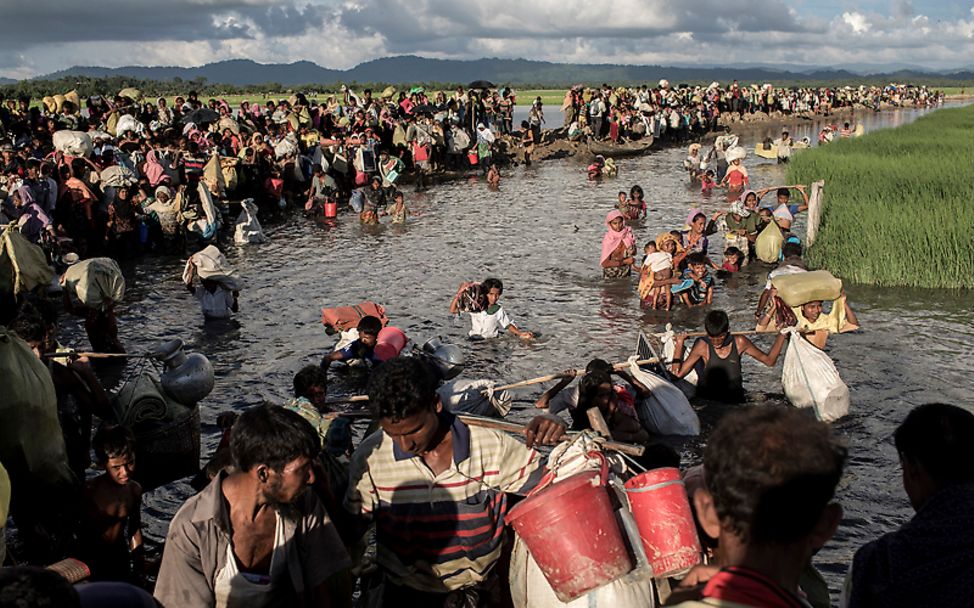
[467,305,513,339]
[332,338,378,364]
[345,411,546,593]
[695,336,745,403]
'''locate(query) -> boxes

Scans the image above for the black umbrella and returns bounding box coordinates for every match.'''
[411,104,436,115]
[180,108,220,125]
[468,80,495,89]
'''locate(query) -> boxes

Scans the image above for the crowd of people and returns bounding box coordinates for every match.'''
[0,79,966,608]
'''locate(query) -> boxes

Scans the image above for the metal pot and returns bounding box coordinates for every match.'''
[153,339,215,405]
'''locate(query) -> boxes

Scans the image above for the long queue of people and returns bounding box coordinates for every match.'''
[560,81,942,142]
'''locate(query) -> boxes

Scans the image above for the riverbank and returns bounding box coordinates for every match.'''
[788,103,974,288]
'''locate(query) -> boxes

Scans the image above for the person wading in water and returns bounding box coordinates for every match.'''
[669,310,788,403]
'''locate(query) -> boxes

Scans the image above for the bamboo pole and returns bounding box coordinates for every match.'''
[41,351,134,359]
[325,356,664,404]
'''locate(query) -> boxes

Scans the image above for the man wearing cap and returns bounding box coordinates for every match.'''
[1,142,24,177]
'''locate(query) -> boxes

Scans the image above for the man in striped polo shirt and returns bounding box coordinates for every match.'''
[345,357,567,606]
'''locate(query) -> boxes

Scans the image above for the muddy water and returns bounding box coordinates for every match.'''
[63,102,973,593]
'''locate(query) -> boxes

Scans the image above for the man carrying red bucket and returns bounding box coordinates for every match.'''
[343,357,567,606]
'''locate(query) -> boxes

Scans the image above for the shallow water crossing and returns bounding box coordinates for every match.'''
[63,102,974,594]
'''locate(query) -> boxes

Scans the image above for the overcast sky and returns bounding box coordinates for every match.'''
[2,0,973,78]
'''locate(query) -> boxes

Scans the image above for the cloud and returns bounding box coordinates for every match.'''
[1,0,974,78]
[842,12,871,34]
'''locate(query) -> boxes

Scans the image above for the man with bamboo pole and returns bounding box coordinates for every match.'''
[344,357,567,606]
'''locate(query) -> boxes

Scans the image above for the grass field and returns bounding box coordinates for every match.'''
[787,104,974,288]
[156,89,566,107]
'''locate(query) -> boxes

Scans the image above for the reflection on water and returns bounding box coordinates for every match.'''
[61,102,973,592]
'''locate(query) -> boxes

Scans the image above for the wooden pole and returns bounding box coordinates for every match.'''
[806,180,825,247]
[325,356,664,404]
[41,351,133,359]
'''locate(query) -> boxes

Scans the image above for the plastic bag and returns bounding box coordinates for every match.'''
[62,257,125,310]
[52,130,93,157]
[627,357,700,436]
[437,379,512,418]
[781,329,850,422]
[233,199,266,245]
[755,222,784,263]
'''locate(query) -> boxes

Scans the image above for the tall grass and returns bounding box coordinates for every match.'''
[788,105,974,289]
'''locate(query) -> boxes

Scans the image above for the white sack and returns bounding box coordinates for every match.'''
[52,130,93,157]
[233,198,266,245]
[437,379,512,418]
[628,357,700,436]
[781,330,850,422]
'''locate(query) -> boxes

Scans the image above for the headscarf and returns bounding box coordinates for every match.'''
[685,207,705,230]
[600,210,634,264]
[655,231,685,256]
[144,149,169,187]
[731,191,755,218]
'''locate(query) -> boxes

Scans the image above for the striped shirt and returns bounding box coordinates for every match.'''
[344,412,545,592]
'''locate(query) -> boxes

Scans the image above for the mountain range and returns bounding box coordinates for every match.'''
[22,56,974,87]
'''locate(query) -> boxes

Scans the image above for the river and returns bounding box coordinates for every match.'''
[62,101,973,595]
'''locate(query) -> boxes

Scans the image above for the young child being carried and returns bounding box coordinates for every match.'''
[78,424,144,582]
[637,241,674,310]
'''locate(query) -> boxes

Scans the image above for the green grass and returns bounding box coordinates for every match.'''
[787,104,974,288]
[177,89,567,107]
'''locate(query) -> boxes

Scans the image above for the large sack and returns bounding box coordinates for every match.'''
[627,357,700,436]
[203,152,225,197]
[781,330,850,422]
[62,257,125,310]
[273,134,299,159]
[115,114,143,136]
[52,130,93,157]
[182,245,241,290]
[773,270,843,307]
[0,329,73,490]
[0,226,55,295]
[755,222,784,264]
[437,379,512,418]
[98,164,138,188]
[233,199,266,245]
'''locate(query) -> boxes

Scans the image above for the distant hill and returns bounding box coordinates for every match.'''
[0,77,15,85]
[25,56,974,88]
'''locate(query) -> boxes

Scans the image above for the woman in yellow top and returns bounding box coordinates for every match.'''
[758,290,859,349]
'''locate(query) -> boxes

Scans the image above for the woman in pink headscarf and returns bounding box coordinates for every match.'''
[143,149,171,187]
[601,210,636,278]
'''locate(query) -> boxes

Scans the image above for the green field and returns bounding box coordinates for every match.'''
[158,89,566,107]
[788,104,974,289]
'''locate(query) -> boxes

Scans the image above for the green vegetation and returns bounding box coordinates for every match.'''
[788,104,974,289]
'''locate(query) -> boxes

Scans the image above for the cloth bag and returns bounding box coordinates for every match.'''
[781,329,850,422]
[62,257,126,310]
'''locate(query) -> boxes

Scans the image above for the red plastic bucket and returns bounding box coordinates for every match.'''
[507,463,633,601]
[467,150,479,165]
[373,326,407,361]
[323,199,338,219]
[624,467,701,578]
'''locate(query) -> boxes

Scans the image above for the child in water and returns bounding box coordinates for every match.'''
[450,277,534,340]
[722,247,744,272]
[79,424,144,581]
[384,190,410,224]
[324,315,382,366]
[674,252,714,308]
[699,169,717,194]
[638,241,675,310]
[486,163,500,188]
